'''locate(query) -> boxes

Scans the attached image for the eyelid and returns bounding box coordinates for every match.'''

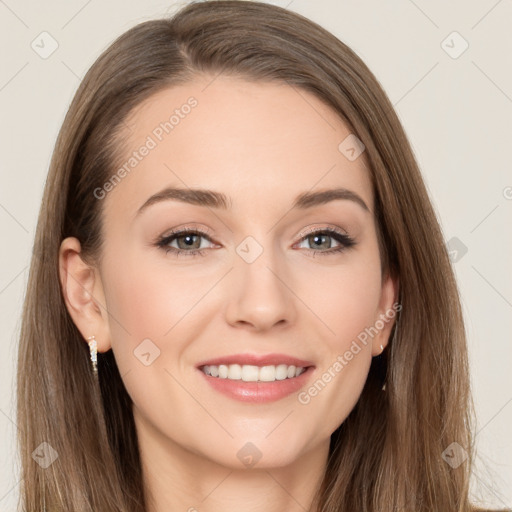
[160,223,215,238]
[295,224,349,239]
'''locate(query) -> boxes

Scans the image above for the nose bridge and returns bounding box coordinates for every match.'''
[225,233,296,329]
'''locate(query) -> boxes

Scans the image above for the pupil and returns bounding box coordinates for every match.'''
[311,234,329,249]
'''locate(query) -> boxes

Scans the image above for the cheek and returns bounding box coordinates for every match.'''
[295,262,381,435]
[335,270,381,341]
[103,251,211,337]
[101,256,208,417]
[297,253,383,349]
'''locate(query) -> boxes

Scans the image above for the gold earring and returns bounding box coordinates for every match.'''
[380,344,384,353]
[87,335,98,376]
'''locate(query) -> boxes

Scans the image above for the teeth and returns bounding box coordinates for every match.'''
[202,364,306,382]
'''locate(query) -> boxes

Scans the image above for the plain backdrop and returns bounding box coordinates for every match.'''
[0,0,511,509]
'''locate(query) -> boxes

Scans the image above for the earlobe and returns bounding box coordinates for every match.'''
[58,237,111,352]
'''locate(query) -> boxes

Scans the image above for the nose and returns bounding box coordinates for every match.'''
[224,241,297,331]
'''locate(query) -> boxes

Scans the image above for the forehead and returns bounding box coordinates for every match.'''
[105,75,373,218]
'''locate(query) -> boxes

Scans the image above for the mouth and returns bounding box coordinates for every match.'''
[195,353,316,403]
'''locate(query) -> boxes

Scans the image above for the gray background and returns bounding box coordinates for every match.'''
[0,0,511,509]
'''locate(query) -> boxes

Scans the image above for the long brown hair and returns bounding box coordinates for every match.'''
[17,1,501,510]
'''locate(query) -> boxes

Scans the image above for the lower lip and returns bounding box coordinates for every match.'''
[197,366,315,403]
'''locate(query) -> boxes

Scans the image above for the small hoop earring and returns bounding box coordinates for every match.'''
[87,335,98,376]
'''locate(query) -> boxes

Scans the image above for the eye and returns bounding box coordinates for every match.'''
[294,228,356,256]
[155,229,216,257]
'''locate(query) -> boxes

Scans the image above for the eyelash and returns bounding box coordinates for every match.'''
[154,226,356,258]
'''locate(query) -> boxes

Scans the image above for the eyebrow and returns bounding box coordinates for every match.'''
[135,186,370,216]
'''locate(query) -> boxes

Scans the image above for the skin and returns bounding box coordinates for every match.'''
[59,75,398,512]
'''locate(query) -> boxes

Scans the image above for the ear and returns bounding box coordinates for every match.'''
[58,237,111,353]
[371,271,400,357]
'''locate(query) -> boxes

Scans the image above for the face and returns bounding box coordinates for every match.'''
[61,75,397,470]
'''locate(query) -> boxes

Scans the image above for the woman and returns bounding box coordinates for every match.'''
[16,1,505,511]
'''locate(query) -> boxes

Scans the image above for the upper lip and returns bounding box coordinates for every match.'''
[196,353,315,369]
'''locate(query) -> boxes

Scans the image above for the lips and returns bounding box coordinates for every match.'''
[195,353,315,369]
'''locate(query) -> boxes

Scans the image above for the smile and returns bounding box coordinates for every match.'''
[201,363,307,382]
